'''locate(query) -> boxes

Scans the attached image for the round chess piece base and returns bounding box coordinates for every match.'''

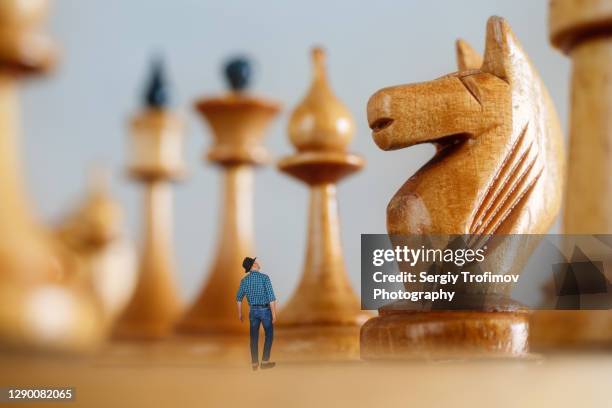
[530,310,612,351]
[360,310,530,360]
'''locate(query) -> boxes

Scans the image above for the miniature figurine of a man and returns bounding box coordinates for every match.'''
[236,256,278,370]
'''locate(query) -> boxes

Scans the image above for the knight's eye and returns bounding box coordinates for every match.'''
[370,118,394,132]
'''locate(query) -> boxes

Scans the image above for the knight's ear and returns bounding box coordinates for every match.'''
[455,39,482,71]
[481,16,518,81]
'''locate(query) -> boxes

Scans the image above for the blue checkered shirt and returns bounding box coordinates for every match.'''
[236,271,276,305]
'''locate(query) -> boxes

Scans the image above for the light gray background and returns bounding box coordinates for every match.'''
[21,0,568,304]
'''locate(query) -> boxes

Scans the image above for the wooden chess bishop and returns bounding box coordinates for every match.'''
[530,0,612,349]
[275,48,370,360]
[177,58,280,335]
[114,59,184,339]
[361,17,564,359]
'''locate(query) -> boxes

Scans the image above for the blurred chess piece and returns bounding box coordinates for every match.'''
[114,58,184,339]
[177,57,280,335]
[275,47,369,360]
[0,0,59,285]
[531,0,612,350]
[361,17,564,359]
[55,167,137,323]
[0,0,104,352]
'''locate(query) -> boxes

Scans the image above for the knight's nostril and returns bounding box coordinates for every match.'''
[370,117,394,132]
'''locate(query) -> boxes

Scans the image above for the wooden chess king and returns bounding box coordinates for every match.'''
[360,16,565,359]
[177,58,281,335]
[275,48,370,360]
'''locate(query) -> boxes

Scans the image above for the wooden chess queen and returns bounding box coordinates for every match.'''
[361,16,565,359]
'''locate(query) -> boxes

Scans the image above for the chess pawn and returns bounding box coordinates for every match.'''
[55,168,137,323]
[177,57,280,335]
[276,47,369,360]
[114,59,184,339]
[530,0,612,350]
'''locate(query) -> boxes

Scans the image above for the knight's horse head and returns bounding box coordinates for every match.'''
[367,17,564,236]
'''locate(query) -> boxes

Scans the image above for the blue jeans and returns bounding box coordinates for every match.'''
[249,306,273,364]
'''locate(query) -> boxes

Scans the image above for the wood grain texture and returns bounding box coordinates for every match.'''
[177,90,280,335]
[361,310,530,359]
[276,48,370,360]
[3,350,612,407]
[362,16,564,359]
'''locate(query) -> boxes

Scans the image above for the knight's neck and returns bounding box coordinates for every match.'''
[387,128,508,235]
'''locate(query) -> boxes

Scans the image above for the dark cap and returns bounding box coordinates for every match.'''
[242,256,256,273]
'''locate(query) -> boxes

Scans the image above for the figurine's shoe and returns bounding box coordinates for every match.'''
[251,363,259,371]
[260,362,276,369]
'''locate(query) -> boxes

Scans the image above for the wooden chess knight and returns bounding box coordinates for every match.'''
[361,16,565,359]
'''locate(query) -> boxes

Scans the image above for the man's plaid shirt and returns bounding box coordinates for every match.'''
[236,271,276,306]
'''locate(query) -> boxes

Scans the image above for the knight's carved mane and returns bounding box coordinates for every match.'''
[464,21,559,236]
[469,122,542,234]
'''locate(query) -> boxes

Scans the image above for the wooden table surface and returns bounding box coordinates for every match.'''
[0,337,611,407]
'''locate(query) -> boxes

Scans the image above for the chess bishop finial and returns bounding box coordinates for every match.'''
[176,56,280,335]
[275,47,369,361]
[114,58,184,339]
[288,48,354,152]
